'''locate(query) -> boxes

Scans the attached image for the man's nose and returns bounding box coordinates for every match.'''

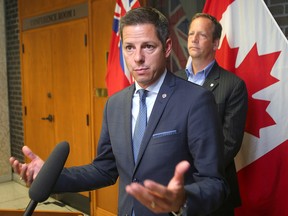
[191,35,199,43]
[133,49,144,62]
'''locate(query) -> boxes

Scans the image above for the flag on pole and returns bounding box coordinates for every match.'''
[106,0,140,96]
[203,0,288,215]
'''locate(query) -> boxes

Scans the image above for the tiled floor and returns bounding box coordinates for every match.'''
[0,180,89,215]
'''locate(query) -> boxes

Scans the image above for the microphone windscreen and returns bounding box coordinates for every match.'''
[29,141,70,202]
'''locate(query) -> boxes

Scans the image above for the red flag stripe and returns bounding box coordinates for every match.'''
[203,0,234,21]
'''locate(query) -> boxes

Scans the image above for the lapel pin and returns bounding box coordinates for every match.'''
[162,94,167,98]
[210,83,214,87]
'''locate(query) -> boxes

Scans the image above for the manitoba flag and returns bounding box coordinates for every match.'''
[204,0,288,215]
[106,0,140,96]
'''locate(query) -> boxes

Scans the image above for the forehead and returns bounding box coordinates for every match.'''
[122,23,159,43]
[190,17,214,30]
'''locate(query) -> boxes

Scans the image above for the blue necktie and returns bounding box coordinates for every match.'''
[133,89,147,162]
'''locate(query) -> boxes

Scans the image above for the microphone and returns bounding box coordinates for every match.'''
[23,141,70,216]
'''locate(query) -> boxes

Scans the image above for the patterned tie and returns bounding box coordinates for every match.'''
[133,89,147,162]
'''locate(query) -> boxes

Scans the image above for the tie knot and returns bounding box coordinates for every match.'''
[138,89,147,101]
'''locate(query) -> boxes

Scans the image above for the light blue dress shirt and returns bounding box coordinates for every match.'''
[132,70,167,137]
[185,56,215,86]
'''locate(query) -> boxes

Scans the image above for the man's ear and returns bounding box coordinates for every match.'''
[165,37,173,57]
[213,38,220,51]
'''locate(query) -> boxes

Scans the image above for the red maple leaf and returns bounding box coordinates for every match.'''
[216,36,280,137]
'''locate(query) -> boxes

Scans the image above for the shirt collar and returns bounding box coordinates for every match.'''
[135,69,167,94]
[185,56,215,79]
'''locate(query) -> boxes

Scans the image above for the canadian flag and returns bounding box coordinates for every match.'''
[106,0,140,96]
[203,0,288,215]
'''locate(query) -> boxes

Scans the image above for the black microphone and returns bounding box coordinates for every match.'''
[23,141,70,216]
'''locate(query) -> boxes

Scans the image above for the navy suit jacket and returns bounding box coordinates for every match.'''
[176,62,248,211]
[54,71,228,216]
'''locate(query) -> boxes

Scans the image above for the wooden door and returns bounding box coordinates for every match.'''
[22,19,91,176]
[52,20,91,168]
[22,28,55,158]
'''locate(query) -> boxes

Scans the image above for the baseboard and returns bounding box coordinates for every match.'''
[0,173,12,183]
[0,209,84,216]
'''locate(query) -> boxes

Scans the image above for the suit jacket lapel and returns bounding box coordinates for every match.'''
[124,85,136,168]
[202,62,220,92]
[177,62,221,92]
[133,72,176,169]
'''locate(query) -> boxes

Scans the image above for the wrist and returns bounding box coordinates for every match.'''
[171,207,183,216]
[170,200,187,216]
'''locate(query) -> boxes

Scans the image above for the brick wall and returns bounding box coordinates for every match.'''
[5,0,24,162]
[266,0,288,38]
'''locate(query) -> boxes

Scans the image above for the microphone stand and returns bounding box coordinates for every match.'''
[23,200,38,216]
[22,142,70,216]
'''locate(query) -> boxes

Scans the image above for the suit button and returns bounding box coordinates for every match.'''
[132,178,139,183]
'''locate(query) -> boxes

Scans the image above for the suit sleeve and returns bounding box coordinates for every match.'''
[53,101,119,193]
[184,89,228,215]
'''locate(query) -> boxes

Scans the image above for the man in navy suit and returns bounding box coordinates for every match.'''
[176,13,248,216]
[10,8,228,216]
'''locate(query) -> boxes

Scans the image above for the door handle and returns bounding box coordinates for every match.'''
[41,114,54,122]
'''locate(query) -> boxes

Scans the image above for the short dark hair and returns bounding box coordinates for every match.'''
[190,13,222,41]
[120,7,170,49]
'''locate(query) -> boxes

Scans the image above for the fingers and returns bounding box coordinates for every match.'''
[126,161,191,213]
[9,157,15,166]
[143,180,167,197]
[10,158,30,185]
[126,182,144,199]
[173,160,190,184]
[9,146,37,174]
[22,146,37,161]
[9,146,39,187]
[20,163,28,182]
[9,157,17,172]
[126,183,163,212]
[26,166,34,187]
[10,157,21,175]
[143,181,172,211]
[16,162,34,186]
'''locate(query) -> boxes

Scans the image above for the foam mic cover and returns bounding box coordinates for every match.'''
[28,141,70,202]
